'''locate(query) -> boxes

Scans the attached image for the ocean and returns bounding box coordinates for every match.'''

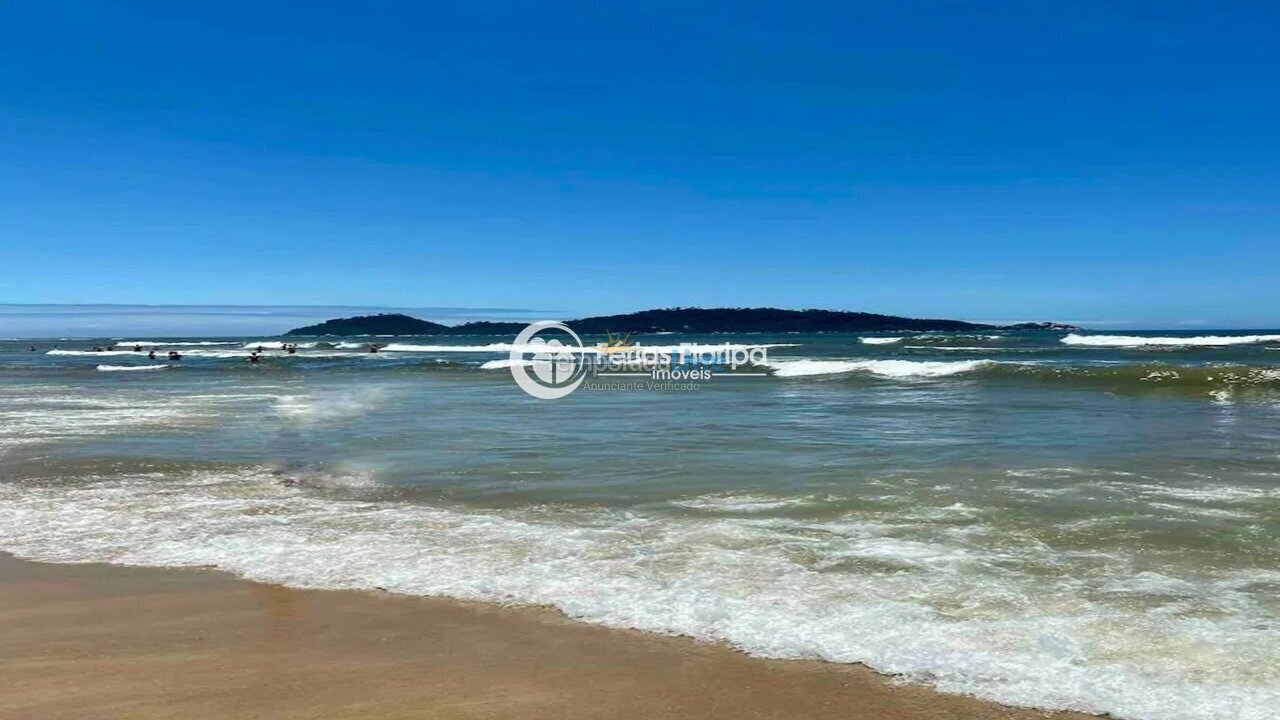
[1,329,1277,720]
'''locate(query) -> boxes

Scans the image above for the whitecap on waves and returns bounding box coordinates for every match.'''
[766,358,994,378]
[1062,333,1280,347]
[241,341,319,350]
[862,335,1012,347]
[96,364,167,372]
[903,345,1015,352]
[479,359,532,370]
[48,349,144,356]
[382,342,797,354]
[860,337,904,345]
[669,493,830,513]
[117,341,241,347]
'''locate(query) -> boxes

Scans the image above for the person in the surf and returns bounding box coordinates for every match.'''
[249,352,260,364]
[369,343,380,353]
[167,351,182,361]
[147,350,157,360]
[286,343,296,354]
[27,345,36,352]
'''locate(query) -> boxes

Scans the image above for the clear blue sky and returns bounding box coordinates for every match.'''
[2,1,1278,329]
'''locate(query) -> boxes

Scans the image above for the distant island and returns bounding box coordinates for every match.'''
[285,308,1079,336]
[285,314,450,336]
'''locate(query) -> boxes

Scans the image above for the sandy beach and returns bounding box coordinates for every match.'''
[0,552,1100,720]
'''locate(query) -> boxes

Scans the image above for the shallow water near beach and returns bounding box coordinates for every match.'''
[1,330,1278,720]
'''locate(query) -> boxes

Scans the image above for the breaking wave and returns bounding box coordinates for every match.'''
[1062,333,1280,348]
[764,358,1280,393]
[766,358,995,378]
[861,334,1006,346]
[0,468,1274,720]
[118,340,241,347]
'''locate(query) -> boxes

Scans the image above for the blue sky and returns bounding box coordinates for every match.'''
[0,305,548,337]
[2,1,1278,329]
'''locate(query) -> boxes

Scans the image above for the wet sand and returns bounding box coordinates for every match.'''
[0,553,1097,720]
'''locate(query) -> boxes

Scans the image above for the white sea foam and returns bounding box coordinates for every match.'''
[96,364,167,372]
[241,341,319,349]
[47,349,144,356]
[382,342,797,354]
[900,334,1007,343]
[903,345,1013,352]
[766,358,994,378]
[1136,483,1280,503]
[860,337,904,345]
[670,493,829,513]
[117,341,241,346]
[196,349,374,359]
[47,342,793,359]
[58,348,387,360]
[479,359,531,370]
[273,389,385,423]
[0,469,1275,720]
[382,342,517,352]
[1062,333,1280,347]
[0,394,204,448]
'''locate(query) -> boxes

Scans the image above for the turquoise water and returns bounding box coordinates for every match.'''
[1,330,1278,720]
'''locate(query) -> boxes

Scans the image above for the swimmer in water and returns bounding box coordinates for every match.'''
[148,350,156,360]
[168,351,182,361]
[133,345,142,352]
[249,352,260,364]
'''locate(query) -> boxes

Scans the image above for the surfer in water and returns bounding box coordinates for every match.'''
[167,351,182,361]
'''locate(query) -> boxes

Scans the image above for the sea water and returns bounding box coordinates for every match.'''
[1,330,1278,720]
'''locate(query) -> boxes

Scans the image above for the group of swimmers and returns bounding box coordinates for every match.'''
[245,343,382,362]
[80,344,186,360]
[29,340,387,363]
[247,342,302,363]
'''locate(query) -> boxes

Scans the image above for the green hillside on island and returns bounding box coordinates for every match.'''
[285,309,1078,336]
[285,314,449,336]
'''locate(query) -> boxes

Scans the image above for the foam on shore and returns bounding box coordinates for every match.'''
[0,468,1274,720]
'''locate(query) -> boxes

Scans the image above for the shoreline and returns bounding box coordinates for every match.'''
[0,552,1101,720]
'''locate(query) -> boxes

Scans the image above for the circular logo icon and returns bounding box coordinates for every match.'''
[509,321,587,399]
